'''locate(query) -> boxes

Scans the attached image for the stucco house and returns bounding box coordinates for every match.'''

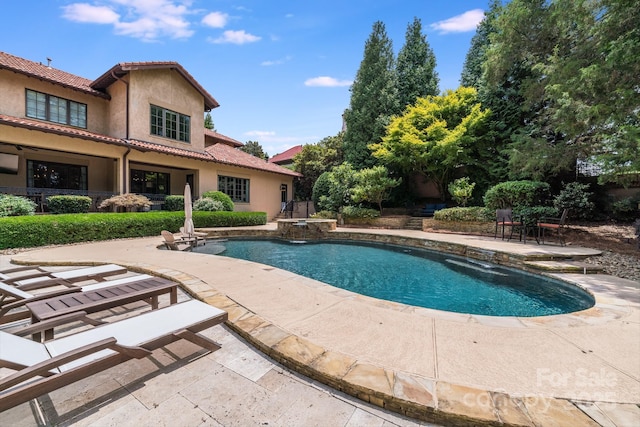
[0,51,300,219]
[269,144,302,168]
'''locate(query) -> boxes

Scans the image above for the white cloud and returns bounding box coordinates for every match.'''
[62,3,120,24]
[430,9,484,34]
[61,0,195,41]
[208,30,261,44]
[304,76,352,87]
[202,11,228,28]
[261,55,292,66]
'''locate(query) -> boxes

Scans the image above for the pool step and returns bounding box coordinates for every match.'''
[524,260,604,274]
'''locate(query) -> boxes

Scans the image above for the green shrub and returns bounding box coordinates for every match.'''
[0,211,267,249]
[312,172,332,210]
[311,210,336,219]
[163,195,184,211]
[0,195,36,217]
[610,196,640,222]
[47,195,92,214]
[194,197,224,211]
[341,206,380,219]
[514,206,559,226]
[201,191,234,211]
[448,177,476,207]
[483,180,551,210]
[99,193,152,211]
[553,182,594,220]
[434,206,493,222]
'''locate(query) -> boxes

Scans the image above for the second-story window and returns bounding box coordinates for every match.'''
[26,89,87,128]
[150,105,190,143]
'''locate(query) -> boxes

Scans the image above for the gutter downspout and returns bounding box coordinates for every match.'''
[111,71,130,193]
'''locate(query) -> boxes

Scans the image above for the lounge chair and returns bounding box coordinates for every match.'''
[161,230,195,251]
[0,265,48,282]
[7,264,127,289]
[0,299,227,412]
[0,274,159,326]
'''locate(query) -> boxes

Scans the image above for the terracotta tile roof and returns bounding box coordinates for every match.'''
[92,62,219,111]
[206,143,301,177]
[0,114,300,177]
[205,129,243,147]
[0,114,124,145]
[269,145,303,164]
[0,51,109,99]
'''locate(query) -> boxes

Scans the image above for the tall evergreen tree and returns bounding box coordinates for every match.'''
[343,21,399,170]
[204,112,215,130]
[396,17,439,110]
[460,0,500,90]
[239,140,268,160]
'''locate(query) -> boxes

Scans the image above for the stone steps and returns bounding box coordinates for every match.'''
[403,217,423,231]
[523,260,604,274]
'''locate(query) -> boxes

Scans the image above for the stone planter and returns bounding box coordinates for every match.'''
[422,218,494,236]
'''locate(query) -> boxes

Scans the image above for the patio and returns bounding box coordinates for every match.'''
[1,225,639,426]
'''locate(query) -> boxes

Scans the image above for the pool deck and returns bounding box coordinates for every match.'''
[4,224,640,426]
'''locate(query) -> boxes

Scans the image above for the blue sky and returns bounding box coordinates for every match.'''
[2,0,487,157]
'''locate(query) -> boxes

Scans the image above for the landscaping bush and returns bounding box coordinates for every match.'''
[99,193,152,211]
[553,182,594,220]
[448,177,475,207]
[434,206,493,222]
[163,195,184,211]
[312,171,332,211]
[194,197,225,212]
[514,206,559,226]
[483,180,551,210]
[201,191,234,211]
[0,211,267,249]
[311,210,336,219]
[47,195,92,214]
[341,206,380,219]
[610,196,640,222]
[0,195,36,217]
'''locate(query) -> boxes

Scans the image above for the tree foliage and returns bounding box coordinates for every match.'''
[313,163,358,212]
[204,112,215,130]
[481,0,640,184]
[351,166,401,212]
[343,21,399,170]
[239,140,268,160]
[293,133,344,200]
[396,17,439,110]
[370,87,490,200]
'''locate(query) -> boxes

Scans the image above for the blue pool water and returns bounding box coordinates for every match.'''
[193,239,595,317]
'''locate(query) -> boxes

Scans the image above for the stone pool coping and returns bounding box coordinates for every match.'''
[9,226,640,426]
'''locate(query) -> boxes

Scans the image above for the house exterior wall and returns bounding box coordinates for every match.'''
[0,69,110,135]
[1,56,296,218]
[127,68,206,150]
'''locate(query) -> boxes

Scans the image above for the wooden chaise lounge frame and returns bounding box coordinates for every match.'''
[0,299,228,412]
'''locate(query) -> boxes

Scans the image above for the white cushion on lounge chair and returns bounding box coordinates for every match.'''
[0,331,59,373]
[13,264,126,287]
[0,282,33,300]
[46,300,226,371]
[81,274,153,292]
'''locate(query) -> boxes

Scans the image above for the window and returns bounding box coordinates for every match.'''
[218,175,249,203]
[26,89,87,128]
[150,105,190,143]
[27,160,87,190]
[130,169,170,195]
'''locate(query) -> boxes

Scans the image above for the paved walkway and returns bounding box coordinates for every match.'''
[2,225,639,426]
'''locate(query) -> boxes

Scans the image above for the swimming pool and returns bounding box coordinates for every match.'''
[193,239,595,317]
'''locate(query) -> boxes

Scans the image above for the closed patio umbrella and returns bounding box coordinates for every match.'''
[184,183,194,237]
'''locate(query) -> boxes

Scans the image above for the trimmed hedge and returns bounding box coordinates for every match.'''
[0,211,267,249]
[47,195,92,214]
[434,206,493,222]
[483,180,551,210]
[163,195,184,211]
[0,195,36,217]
